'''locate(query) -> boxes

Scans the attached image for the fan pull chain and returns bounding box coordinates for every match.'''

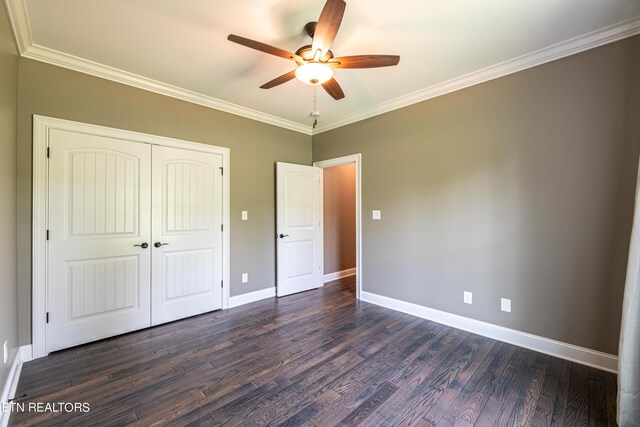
[310,86,320,129]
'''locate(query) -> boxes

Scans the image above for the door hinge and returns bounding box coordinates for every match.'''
[219,167,223,176]
[221,280,223,288]
[46,230,49,240]
[46,147,50,158]
[221,224,224,232]
[46,312,49,323]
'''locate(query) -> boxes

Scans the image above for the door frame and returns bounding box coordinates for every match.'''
[32,115,231,358]
[313,154,362,300]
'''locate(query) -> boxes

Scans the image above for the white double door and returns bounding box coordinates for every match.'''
[48,130,223,352]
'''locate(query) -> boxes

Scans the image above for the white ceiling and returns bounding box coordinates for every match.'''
[10,0,640,133]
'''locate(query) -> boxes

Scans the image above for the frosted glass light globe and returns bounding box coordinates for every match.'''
[295,62,333,85]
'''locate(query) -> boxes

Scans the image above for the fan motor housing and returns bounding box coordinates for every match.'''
[295,45,334,62]
[298,22,334,61]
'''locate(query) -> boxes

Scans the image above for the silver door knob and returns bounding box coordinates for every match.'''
[154,242,169,248]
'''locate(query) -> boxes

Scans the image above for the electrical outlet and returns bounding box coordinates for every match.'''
[372,210,381,220]
[242,273,248,283]
[464,291,473,304]
[501,298,511,313]
[241,211,248,221]
[3,340,7,364]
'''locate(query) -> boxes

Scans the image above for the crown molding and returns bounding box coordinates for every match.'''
[4,0,31,53]
[312,16,640,134]
[4,1,312,135]
[5,0,640,136]
[22,44,313,135]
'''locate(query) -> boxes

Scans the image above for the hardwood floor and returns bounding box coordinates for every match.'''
[9,277,617,426]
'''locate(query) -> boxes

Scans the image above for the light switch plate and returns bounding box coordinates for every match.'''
[242,273,248,283]
[372,210,381,220]
[501,298,511,312]
[241,211,248,221]
[464,291,473,304]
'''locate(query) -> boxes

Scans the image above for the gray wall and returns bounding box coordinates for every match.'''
[323,164,356,274]
[10,32,640,355]
[16,59,311,346]
[313,36,640,355]
[0,2,19,387]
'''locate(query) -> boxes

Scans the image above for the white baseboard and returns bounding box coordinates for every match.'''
[323,268,357,283]
[19,346,32,364]
[229,287,276,308]
[361,291,618,373]
[0,345,31,427]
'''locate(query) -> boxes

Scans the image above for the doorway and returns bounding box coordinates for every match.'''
[314,154,362,299]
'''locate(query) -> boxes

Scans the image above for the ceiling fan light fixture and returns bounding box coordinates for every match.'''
[295,62,333,85]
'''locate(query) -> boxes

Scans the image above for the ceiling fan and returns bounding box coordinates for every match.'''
[227,0,400,100]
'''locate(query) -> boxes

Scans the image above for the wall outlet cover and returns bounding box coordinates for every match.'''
[242,273,248,283]
[3,340,7,364]
[241,211,248,221]
[372,210,381,220]
[501,298,512,312]
[464,291,473,304]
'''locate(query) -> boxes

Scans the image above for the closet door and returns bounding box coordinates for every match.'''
[48,130,152,352]
[151,146,223,325]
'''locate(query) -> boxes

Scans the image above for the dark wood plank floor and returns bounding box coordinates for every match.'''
[9,277,617,426]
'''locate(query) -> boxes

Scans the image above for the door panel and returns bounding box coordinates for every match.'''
[276,163,323,297]
[164,161,213,232]
[68,257,139,318]
[163,249,214,299]
[151,146,223,325]
[48,130,152,352]
[68,150,139,236]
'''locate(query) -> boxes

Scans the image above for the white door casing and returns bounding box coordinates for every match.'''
[151,146,223,325]
[47,129,152,352]
[313,154,362,300]
[276,162,323,297]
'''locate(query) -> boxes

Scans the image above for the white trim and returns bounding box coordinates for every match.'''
[32,116,48,360]
[229,287,276,308]
[18,346,32,364]
[313,17,640,134]
[221,152,231,313]
[3,0,31,54]
[0,345,30,427]
[361,291,619,373]
[32,115,231,359]
[21,45,312,135]
[5,0,640,135]
[2,0,311,135]
[314,154,362,300]
[323,268,357,283]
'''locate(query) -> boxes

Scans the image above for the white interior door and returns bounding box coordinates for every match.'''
[151,146,223,325]
[48,130,152,352]
[276,162,323,297]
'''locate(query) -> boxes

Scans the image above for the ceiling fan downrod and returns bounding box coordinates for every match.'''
[303,22,317,39]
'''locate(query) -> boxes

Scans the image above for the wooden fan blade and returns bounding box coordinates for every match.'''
[228,34,302,63]
[329,55,400,69]
[311,0,346,58]
[321,77,345,100]
[260,70,297,89]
